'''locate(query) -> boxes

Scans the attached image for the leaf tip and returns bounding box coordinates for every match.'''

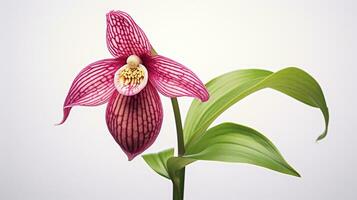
[294,171,302,178]
[287,168,301,177]
[284,163,301,177]
[315,129,328,142]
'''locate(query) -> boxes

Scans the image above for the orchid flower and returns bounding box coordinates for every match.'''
[58,10,209,160]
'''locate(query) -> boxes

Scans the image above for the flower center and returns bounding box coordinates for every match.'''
[114,55,148,96]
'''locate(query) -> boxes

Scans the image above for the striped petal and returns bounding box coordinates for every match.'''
[106,10,152,58]
[146,55,209,102]
[105,83,163,160]
[58,58,125,125]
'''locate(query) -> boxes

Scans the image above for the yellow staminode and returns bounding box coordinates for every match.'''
[114,55,148,96]
[119,66,145,86]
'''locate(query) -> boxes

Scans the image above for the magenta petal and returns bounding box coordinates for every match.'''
[106,10,152,58]
[105,83,163,160]
[58,58,125,125]
[146,55,209,102]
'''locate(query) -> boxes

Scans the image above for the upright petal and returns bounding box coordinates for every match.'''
[106,10,152,58]
[58,58,125,125]
[106,83,163,160]
[146,55,209,102]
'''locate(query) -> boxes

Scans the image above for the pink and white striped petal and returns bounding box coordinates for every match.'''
[106,83,163,160]
[106,10,152,58]
[58,58,125,125]
[146,55,209,102]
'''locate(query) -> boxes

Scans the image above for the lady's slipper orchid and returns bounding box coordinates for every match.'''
[58,10,209,160]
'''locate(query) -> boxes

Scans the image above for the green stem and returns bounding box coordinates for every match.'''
[171,98,185,200]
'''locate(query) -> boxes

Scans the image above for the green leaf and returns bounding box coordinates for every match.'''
[168,123,300,177]
[184,67,329,148]
[142,148,174,179]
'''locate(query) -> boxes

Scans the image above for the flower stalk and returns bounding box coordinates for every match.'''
[171,98,185,200]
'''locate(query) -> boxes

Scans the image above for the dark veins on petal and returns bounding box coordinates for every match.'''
[146,55,209,101]
[58,58,125,125]
[105,83,163,160]
[106,11,152,57]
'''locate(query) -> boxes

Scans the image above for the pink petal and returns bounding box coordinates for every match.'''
[58,58,125,125]
[146,55,209,102]
[106,10,152,58]
[105,83,163,160]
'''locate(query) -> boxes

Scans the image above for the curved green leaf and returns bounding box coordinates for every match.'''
[142,148,174,179]
[184,67,329,148]
[168,123,300,178]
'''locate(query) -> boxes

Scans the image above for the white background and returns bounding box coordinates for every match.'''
[1,0,356,199]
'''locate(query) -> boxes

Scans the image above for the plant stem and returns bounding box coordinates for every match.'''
[171,98,185,200]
